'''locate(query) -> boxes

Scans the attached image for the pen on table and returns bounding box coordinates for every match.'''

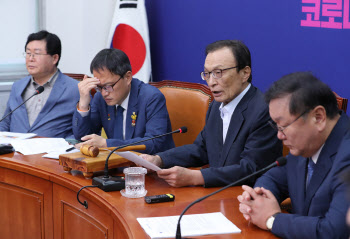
[66,147,76,152]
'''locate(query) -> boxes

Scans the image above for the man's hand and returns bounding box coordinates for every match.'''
[157,166,204,187]
[139,154,163,173]
[78,75,100,111]
[76,134,107,148]
[237,185,281,230]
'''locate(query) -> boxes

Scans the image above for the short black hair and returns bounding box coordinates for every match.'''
[265,72,339,119]
[25,30,61,66]
[90,48,132,76]
[205,40,252,83]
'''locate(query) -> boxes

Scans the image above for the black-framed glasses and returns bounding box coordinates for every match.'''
[23,52,50,59]
[268,110,309,135]
[95,75,123,93]
[200,66,238,81]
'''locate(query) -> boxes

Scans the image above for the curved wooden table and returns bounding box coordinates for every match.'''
[0,152,277,239]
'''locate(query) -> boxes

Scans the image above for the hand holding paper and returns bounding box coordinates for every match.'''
[115,151,161,171]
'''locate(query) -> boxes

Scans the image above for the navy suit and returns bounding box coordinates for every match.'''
[255,112,350,239]
[0,71,80,138]
[73,78,175,155]
[158,85,283,187]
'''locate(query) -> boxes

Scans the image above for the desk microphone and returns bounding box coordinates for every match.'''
[175,156,287,239]
[0,86,45,123]
[92,126,187,192]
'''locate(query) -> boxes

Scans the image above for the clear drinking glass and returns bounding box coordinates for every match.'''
[121,167,147,198]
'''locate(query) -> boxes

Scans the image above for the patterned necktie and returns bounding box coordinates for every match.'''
[114,106,124,140]
[306,158,315,188]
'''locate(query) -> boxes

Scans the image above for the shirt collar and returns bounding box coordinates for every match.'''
[311,144,324,164]
[30,69,59,87]
[116,90,130,111]
[219,83,251,115]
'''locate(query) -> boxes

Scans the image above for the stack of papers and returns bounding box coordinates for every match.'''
[11,138,79,158]
[137,212,241,238]
[0,132,36,145]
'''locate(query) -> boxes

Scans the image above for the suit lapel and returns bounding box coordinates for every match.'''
[125,80,138,140]
[302,113,348,215]
[30,72,66,131]
[220,86,255,165]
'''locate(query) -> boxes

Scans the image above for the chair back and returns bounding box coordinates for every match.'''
[334,91,348,113]
[149,80,213,147]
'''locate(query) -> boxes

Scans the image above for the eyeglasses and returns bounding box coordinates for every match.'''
[95,75,123,93]
[23,52,50,59]
[200,66,238,81]
[268,110,309,136]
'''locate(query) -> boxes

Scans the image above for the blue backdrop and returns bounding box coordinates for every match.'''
[145,0,350,105]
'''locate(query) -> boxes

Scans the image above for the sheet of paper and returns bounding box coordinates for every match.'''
[115,151,161,171]
[43,148,80,159]
[0,132,36,145]
[137,212,241,238]
[11,138,73,155]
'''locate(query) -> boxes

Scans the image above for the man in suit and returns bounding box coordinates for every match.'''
[142,40,282,187]
[238,72,349,239]
[73,48,174,155]
[0,30,79,138]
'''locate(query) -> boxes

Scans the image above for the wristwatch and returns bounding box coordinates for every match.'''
[266,213,279,230]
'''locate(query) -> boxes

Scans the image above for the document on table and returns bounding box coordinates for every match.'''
[137,212,241,238]
[115,151,161,171]
[0,132,36,145]
[11,138,74,156]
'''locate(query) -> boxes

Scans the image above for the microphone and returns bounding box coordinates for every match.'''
[0,86,45,123]
[175,156,287,239]
[92,126,188,192]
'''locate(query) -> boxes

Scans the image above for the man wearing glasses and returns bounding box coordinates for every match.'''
[73,48,174,154]
[0,30,79,138]
[141,40,282,187]
[238,72,349,239]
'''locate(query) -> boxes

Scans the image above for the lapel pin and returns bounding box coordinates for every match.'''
[131,112,137,126]
[108,113,111,120]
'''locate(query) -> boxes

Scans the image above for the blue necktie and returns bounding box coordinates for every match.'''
[306,158,315,188]
[114,106,124,140]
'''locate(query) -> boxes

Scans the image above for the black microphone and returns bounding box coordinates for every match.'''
[92,126,188,192]
[175,156,287,239]
[0,86,45,123]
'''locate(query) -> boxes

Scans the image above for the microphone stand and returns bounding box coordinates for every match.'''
[0,86,44,155]
[92,127,187,192]
[175,157,287,239]
[0,86,44,123]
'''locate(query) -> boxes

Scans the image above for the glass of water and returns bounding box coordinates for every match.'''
[121,167,147,198]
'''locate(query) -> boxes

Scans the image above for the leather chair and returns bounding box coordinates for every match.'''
[149,80,213,147]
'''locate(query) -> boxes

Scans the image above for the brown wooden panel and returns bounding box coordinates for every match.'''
[0,150,278,239]
[53,184,117,239]
[0,167,53,239]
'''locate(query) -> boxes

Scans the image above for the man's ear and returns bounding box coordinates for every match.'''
[240,66,251,83]
[312,106,327,131]
[52,54,59,65]
[124,71,133,84]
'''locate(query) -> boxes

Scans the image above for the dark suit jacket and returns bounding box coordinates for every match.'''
[0,71,80,138]
[158,85,282,187]
[255,112,350,239]
[73,78,175,155]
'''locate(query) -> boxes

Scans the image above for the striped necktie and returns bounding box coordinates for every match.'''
[306,158,315,188]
